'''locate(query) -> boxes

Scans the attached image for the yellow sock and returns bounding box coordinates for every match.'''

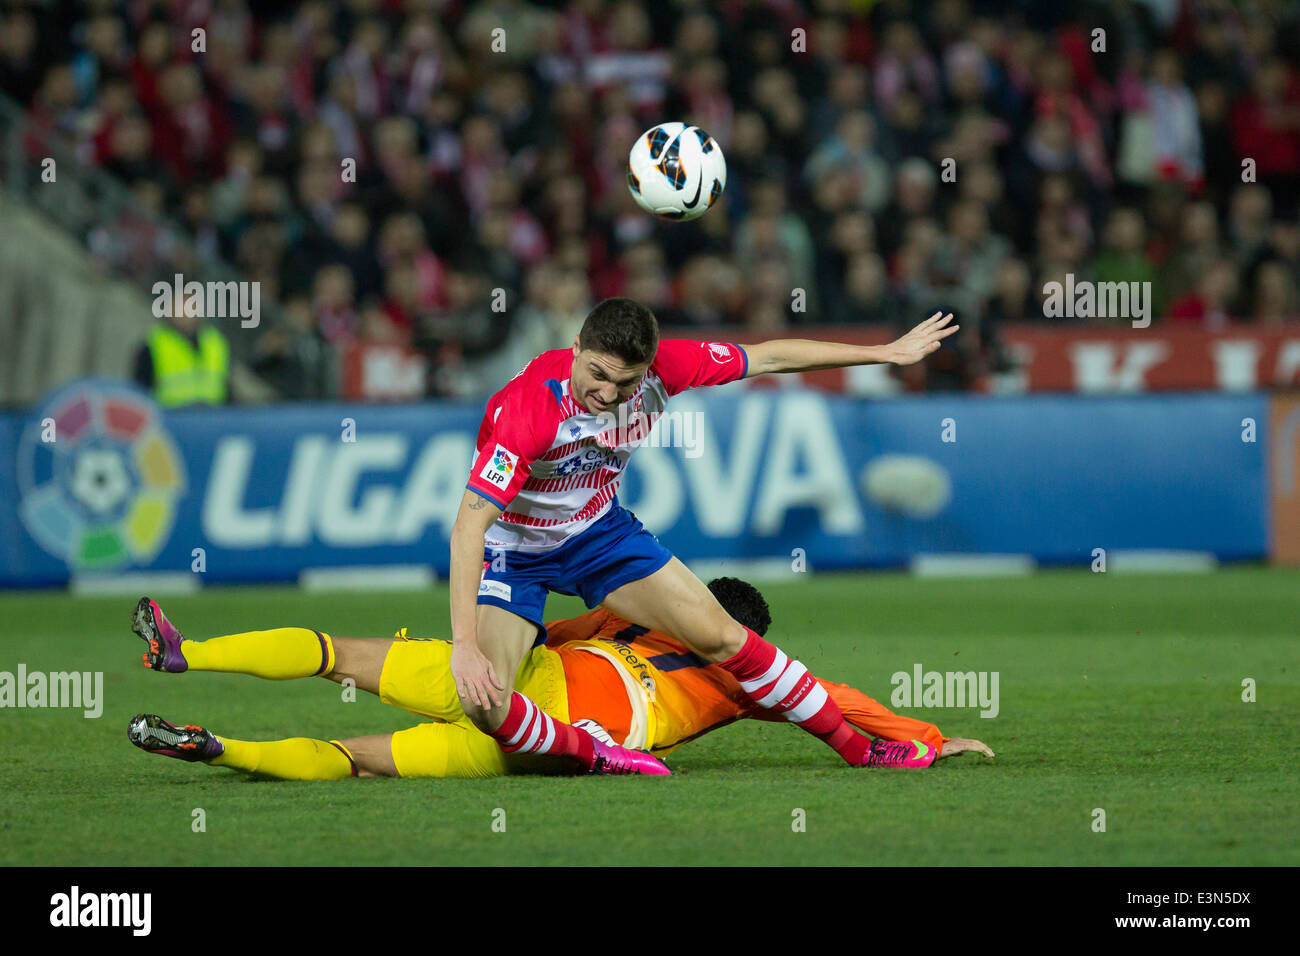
[209,737,356,780]
[181,628,334,679]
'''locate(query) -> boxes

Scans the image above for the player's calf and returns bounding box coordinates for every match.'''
[719,626,876,765]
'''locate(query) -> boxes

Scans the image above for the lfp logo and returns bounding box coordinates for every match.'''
[492,448,515,475]
[17,381,186,569]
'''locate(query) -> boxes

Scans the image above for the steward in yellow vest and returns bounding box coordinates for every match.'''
[134,321,230,407]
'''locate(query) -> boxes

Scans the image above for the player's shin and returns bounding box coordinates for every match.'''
[211,737,357,779]
[182,627,335,679]
[719,627,870,766]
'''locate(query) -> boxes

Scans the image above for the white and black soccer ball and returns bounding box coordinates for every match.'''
[627,122,726,221]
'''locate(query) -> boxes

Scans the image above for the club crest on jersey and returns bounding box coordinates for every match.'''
[479,444,518,489]
[707,343,732,363]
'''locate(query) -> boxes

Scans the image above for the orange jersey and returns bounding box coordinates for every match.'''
[546,609,946,757]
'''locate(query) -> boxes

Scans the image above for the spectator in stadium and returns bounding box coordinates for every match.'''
[1116,48,1203,189]
[1228,185,1277,267]
[803,110,891,215]
[876,158,937,261]
[1262,211,1300,278]
[914,200,1011,321]
[1194,78,1237,205]
[27,62,82,143]
[1249,260,1298,325]
[984,257,1036,325]
[1229,56,1300,210]
[1092,207,1162,317]
[1034,172,1092,274]
[735,174,818,315]
[1167,260,1240,329]
[830,252,899,326]
[250,296,334,402]
[0,7,42,105]
[1162,200,1225,305]
[415,253,513,398]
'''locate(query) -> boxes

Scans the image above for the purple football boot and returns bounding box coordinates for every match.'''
[128,714,224,761]
[131,596,188,673]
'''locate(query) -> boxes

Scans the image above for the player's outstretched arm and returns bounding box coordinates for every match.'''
[743,311,958,377]
[937,737,995,759]
[449,489,506,709]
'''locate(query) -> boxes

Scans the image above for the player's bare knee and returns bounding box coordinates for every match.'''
[339,735,398,777]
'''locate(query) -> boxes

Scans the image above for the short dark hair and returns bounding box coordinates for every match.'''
[707,577,771,637]
[578,298,659,366]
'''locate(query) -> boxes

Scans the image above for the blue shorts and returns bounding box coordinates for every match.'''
[477,504,672,647]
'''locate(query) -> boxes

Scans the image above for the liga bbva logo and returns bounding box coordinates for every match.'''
[18,380,186,569]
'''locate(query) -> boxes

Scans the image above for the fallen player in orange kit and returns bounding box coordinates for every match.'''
[127,577,994,778]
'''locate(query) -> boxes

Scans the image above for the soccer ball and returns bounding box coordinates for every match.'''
[627,122,726,221]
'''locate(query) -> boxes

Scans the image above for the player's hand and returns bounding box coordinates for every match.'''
[883,311,959,366]
[451,641,505,711]
[936,737,994,759]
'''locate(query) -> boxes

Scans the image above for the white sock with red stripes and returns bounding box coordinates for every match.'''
[719,628,869,765]
[491,692,596,768]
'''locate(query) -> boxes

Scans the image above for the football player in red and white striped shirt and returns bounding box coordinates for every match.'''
[449,298,957,774]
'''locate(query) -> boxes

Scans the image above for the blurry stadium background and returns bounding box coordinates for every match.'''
[1,0,1298,587]
[2,0,1300,871]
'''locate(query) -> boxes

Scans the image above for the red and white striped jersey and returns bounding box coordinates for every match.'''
[465,340,748,552]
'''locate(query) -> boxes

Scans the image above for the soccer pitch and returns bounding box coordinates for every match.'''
[1,567,1296,866]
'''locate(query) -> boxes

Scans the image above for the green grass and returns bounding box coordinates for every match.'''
[1,567,1297,865]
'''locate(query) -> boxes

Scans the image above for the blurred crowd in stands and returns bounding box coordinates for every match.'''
[2,0,1299,399]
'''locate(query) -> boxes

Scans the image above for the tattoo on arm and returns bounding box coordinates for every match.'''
[468,495,488,510]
